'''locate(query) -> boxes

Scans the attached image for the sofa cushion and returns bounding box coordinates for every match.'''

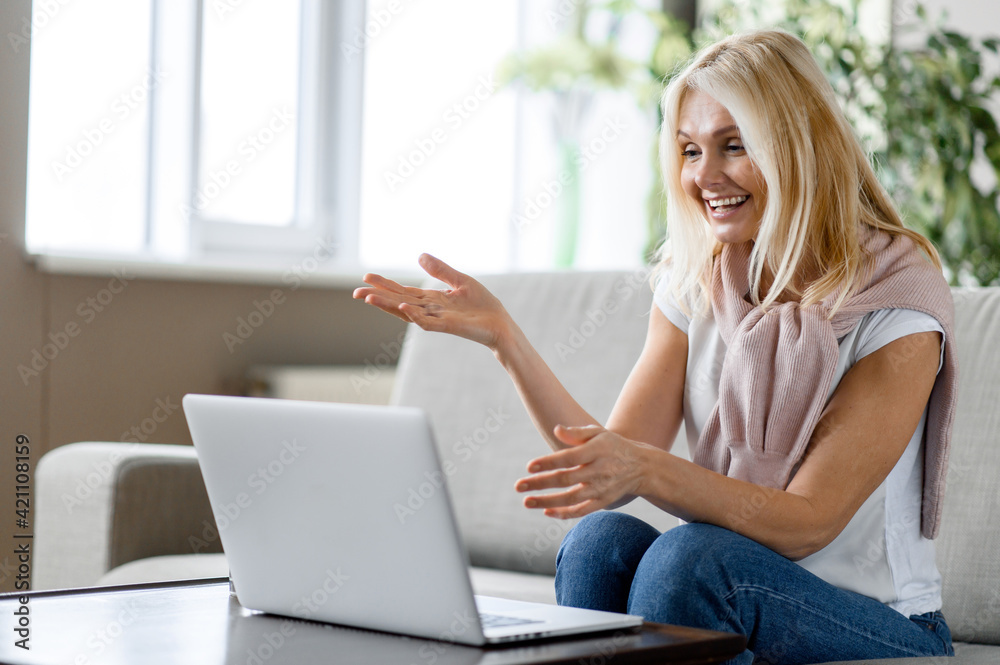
[391,270,679,576]
[98,553,230,586]
[34,442,220,590]
[468,567,557,605]
[109,455,223,570]
[97,555,560,607]
[934,288,1000,645]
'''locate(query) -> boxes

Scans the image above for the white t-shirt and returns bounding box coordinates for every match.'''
[653,276,945,618]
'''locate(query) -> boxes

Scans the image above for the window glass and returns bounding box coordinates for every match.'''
[358,0,518,273]
[196,0,301,226]
[25,0,153,255]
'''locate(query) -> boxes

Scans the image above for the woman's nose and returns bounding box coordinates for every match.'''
[693,153,724,190]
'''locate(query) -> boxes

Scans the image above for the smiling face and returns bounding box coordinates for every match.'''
[676,90,765,245]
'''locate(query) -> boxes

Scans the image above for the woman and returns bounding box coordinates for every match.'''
[355,29,957,663]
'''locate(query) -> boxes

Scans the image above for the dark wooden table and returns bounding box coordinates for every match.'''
[0,578,745,664]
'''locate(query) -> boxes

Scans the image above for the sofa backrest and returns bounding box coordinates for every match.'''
[392,269,678,576]
[392,272,1000,644]
[936,287,1000,644]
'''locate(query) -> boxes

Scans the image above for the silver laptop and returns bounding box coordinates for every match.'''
[182,394,643,646]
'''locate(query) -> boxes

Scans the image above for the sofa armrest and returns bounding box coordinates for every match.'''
[33,442,221,590]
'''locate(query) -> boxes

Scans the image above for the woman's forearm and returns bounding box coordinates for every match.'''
[493,320,600,452]
[637,447,829,560]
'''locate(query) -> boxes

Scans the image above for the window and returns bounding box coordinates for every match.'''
[25,1,653,278]
[27,0,362,271]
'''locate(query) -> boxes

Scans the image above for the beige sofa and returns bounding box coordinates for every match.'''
[33,270,1000,663]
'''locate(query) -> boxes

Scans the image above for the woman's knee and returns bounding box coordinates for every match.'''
[556,512,660,570]
[630,523,761,601]
[628,523,755,623]
[555,512,661,611]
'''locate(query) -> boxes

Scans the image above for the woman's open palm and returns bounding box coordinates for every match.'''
[353,253,512,350]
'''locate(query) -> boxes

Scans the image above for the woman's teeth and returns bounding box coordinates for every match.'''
[708,195,748,210]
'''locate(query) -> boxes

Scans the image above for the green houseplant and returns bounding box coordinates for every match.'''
[701,0,1000,285]
[501,0,1000,285]
[497,0,691,268]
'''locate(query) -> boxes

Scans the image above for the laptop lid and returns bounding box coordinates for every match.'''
[183,394,642,646]
[184,394,488,644]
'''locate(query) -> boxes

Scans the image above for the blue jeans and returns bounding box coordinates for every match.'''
[555,513,954,664]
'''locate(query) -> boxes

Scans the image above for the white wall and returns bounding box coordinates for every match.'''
[898,0,997,37]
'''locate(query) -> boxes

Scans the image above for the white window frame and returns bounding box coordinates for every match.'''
[29,0,370,282]
[185,0,365,265]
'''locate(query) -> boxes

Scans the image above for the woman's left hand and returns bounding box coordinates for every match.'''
[514,424,653,519]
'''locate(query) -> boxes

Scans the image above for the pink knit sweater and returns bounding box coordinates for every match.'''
[692,228,958,539]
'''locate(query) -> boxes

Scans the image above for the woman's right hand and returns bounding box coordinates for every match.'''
[353,253,514,351]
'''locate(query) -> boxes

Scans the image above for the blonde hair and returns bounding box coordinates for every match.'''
[655,29,940,316]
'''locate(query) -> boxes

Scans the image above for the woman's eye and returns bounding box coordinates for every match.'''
[726,143,745,153]
[681,149,700,159]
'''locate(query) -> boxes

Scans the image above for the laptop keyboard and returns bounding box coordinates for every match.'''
[479,613,544,629]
